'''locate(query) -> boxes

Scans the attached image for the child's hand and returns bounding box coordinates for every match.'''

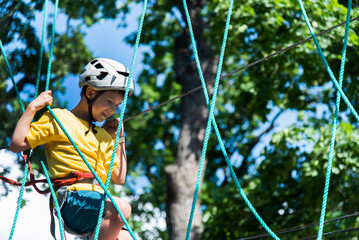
[103,118,124,139]
[29,90,53,111]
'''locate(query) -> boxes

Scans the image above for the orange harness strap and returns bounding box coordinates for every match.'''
[0,154,95,194]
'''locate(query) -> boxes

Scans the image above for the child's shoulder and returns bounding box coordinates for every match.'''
[43,108,74,122]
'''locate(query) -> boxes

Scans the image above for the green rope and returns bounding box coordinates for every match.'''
[38,0,66,238]
[182,0,279,239]
[39,155,65,240]
[297,1,359,123]
[3,0,65,238]
[8,159,29,240]
[317,3,352,239]
[297,1,352,240]
[0,40,25,113]
[184,0,233,239]
[93,0,148,239]
[46,106,136,238]
[45,0,59,91]
[0,38,31,240]
[35,0,49,97]
[1,5,65,238]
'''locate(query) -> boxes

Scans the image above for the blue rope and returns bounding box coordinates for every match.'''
[182,0,280,239]
[183,0,234,239]
[93,0,148,239]
[296,1,352,239]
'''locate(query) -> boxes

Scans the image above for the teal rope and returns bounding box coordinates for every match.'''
[8,159,29,240]
[38,0,66,238]
[46,106,136,239]
[184,0,233,239]
[0,40,26,113]
[182,0,279,239]
[297,1,359,123]
[35,0,49,97]
[0,38,30,240]
[39,156,65,240]
[93,0,148,238]
[1,7,65,237]
[297,1,353,239]
[45,0,59,91]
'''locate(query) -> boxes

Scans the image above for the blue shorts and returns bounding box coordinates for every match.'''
[60,190,104,235]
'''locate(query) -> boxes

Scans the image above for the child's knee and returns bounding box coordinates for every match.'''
[120,200,131,220]
[106,197,131,222]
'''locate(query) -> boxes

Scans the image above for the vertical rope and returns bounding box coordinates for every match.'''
[0,36,31,240]
[297,0,359,122]
[296,1,352,239]
[92,0,148,239]
[311,1,350,239]
[45,0,60,91]
[0,3,65,237]
[184,0,234,239]
[182,0,280,238]
[46,106,134,238]
[35,0,49,97]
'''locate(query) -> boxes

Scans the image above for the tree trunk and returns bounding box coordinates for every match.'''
[165,1,218,239]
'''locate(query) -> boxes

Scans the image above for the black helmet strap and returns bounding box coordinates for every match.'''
[84,90,105,135]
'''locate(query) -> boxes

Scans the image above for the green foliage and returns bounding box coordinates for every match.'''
[120,0,359,238]
[2,0,359,239]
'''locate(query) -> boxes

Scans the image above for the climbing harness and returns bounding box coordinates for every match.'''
[0,167,97,194]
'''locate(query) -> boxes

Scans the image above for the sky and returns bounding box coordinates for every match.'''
[0,2,147,240]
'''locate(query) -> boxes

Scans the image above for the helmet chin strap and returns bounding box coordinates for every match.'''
[84,90,105,135]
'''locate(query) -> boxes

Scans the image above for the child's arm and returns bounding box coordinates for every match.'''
[103,120,127,185]
[9,90,53,153]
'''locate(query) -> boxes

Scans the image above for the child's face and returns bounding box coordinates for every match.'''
[91,90,124,122]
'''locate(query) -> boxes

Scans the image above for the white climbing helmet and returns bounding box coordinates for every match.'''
[79,58,134,94]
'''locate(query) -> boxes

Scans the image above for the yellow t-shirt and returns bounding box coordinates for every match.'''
[26,108,120,192]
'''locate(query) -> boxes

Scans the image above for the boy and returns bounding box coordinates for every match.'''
[9,58,133,240]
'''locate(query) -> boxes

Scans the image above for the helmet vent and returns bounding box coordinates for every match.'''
[97,72,109,80]
[85,76,91,81]
[117,71,129,77]
[95,63,104,69]
[90,59,98,64]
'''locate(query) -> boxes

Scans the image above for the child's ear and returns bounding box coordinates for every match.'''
[86,87,97,99]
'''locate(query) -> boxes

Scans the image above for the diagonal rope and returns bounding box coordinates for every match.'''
[0,40,26,113]
[38,0,67,239]
[183,0,234,239]
[296,1,352,240]
[123,17,359,124]
[46,106,134,239]
[0,1,65,238]
[181,0,279,239]
[40,0,138,237]
[0,39,32,240]
[297,1,359,123]
[93,0,149,239]
[316,2,352,239]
